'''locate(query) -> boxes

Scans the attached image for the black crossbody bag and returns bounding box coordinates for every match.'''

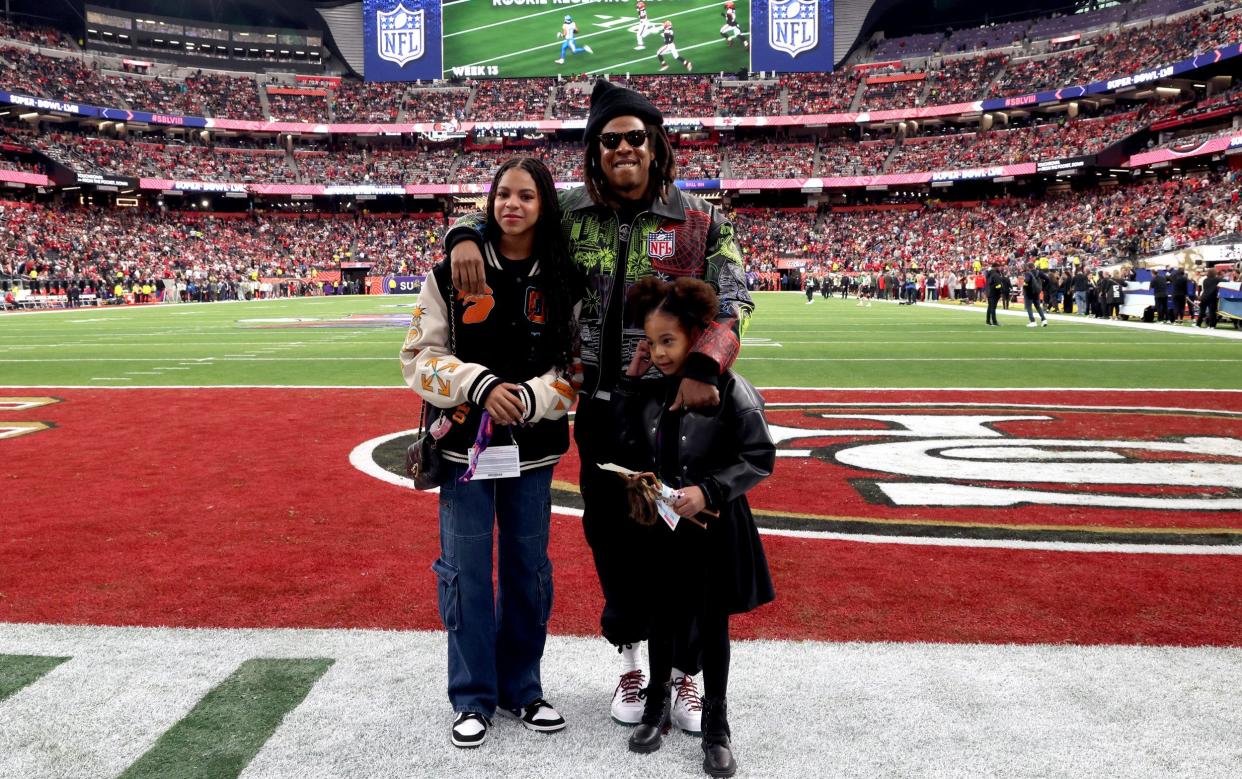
[406,293,455,490]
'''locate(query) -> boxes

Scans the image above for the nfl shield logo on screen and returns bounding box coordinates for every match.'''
[769,0,818,58]
[377,3,424,67]
[647,230,676,261]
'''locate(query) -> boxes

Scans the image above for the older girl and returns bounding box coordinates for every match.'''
[401,156,579,748]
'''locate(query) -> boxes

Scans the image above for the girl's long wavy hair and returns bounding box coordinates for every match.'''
[483,156,578,373]
[584,123,677,208]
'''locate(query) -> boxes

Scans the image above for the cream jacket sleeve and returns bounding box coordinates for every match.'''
[399,279,502,410]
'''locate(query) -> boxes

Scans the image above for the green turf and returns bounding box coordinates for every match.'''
[1,293,1238,389]
[0,655,69,703]
[118,658,333,779]
[443,0,751,79]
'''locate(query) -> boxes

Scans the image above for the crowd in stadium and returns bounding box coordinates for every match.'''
[0,1,1238,128]
[4,165,1235,307]
[740,173,1241,276]
[0,2,1239,315]
[0,203,446,300]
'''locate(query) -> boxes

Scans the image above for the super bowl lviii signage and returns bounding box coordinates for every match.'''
[751,0,834,74]
[363,0,443,82]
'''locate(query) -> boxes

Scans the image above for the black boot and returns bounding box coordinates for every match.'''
[628,683,671,753]
[701,697,737,777]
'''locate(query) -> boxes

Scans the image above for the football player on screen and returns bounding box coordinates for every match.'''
[556,15,593,65]
[720,1,749,49]
[656,20,692,71]
[634,2,657,50]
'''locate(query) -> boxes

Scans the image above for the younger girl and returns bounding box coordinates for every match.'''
[618,276,775,778]
[400,156,579,748]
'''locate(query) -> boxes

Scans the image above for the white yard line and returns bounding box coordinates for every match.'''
[737,357,1242,362]
[457,5,716,68]
[444,0,607,38]
[0,624,1237,779]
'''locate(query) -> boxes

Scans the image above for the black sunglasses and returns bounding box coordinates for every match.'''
[597,130,650,150]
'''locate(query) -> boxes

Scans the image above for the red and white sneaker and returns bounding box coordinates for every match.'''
[670,670,703,735]
[611,668,647,725]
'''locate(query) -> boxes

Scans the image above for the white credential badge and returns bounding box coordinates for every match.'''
[377,3,425,67]
[769,0,819,58]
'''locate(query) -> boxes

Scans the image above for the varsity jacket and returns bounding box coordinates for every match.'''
[446,185,753,400]
[399,243,576,471]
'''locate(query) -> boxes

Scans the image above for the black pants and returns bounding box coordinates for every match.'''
[1172,294,1187,320]
[650,609,729,701]
[1197,296,1218,327]
[986,294,1000,325]
[577,401,702,674]
[805,288,813,302]
[1155,295,1168,321]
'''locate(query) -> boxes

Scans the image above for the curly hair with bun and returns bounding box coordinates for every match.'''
[626,276,719,336]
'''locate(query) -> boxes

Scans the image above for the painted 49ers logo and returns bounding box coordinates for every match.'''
[754,399,1242,547]
[353,394,1242,549]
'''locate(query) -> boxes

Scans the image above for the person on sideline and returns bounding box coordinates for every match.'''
[443,80,752,735]
[985,262,1005,326]
[401,157,579,748]
[1023,262,1048,327]
[619,276,774,778]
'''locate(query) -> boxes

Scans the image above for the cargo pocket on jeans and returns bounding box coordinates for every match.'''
[536,558,554,627]
[432,558,460,632]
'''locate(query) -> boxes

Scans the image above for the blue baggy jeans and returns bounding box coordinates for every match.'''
[433,464,554,718]
[1025,297,1047,322]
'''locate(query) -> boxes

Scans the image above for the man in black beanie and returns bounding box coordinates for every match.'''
[443,79,753,760]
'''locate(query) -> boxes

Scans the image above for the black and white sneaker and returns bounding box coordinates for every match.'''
[451,712,490,748]
[504,698,566,732]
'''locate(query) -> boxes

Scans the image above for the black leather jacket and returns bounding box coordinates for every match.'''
[618,370,775,511]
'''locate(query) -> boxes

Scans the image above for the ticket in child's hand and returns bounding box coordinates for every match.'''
[597,463,641,476]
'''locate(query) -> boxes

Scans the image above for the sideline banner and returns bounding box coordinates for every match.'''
[383,275,423,294]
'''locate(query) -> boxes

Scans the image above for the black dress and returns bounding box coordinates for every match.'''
[618,371,776,616]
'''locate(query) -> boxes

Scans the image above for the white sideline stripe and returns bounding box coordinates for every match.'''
[18,356,1242,363]
[0,641,245,779]
[763,401,1242,416]
[0,624,1238,779]
[916,299,1242,340]
[756,386,1242,392]
[737,357,1242,362]
[3,385,1241,392]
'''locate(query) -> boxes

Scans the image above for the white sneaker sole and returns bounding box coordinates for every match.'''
[611,710,643,726]
[451,729,487,748]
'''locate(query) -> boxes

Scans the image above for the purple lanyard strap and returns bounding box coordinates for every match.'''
[457,411,494,483]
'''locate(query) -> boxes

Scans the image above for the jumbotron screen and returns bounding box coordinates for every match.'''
[362,0,834,82]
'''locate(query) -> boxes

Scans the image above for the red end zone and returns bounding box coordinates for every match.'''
[2,388,1240,646]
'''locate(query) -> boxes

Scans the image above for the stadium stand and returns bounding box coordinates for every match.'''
[266,89,331,123]
[0,204,447,287]
[469,78,554,121]
[333,80,407,123]
[1,0,1241,306]
[728,140,818,179]
[403,87,470,123]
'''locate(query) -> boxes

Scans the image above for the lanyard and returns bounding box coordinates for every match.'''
[458,411,493,483]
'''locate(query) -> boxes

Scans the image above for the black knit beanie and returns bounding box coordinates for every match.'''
[584,78,664,141]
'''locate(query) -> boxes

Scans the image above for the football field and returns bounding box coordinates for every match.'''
[1,293,1240,777]
[2,291,1240,388]
[443,0,752,79]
